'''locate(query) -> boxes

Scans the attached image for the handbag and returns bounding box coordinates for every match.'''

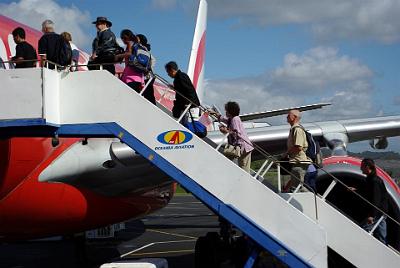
[223,144,241,158]
[185,110,207,138]
[185,120,207,138]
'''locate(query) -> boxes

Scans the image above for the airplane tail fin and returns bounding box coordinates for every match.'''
[187,0,207,102]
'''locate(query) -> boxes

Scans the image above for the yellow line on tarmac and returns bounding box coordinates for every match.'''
[147,229,197,240]
[126,249,195,257]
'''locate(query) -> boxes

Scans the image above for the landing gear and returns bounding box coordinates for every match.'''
[73,233,88,267]
[194,232,257,268]
[194,218,251,268]
[63,233,88,267]
[51,134,59,147]
[195,232,221,268]
[195,218,288,268]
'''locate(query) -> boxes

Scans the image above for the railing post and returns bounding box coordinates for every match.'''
[177,104,191,123]
[277,163,282,192]
[321,180,337,201]
[140,76,155,96]
[260,161,274,178]
[40,60,45,118]
[254,159,270,179]
[369,215,386,235]
[286,184,302,203]
[39,54,45,68]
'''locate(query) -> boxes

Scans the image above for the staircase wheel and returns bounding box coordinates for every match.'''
[194,233,220,268]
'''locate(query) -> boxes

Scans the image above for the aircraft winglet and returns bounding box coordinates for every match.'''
[239,103,331,121]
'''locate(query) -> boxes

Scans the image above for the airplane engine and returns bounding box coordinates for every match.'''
[316,156,400,250]
[369,137,388,150]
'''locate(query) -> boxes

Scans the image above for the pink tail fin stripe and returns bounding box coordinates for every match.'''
[192,31,206,89]
[187,0,207,101]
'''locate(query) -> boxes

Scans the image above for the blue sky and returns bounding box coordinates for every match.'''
[1,0,399,152]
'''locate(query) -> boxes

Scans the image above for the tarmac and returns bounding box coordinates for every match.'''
[0,195,220,268]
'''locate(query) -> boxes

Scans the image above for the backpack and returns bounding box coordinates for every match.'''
[293,126,323,168]
[56,37,72,66]
[184,110,207,138]
[128,43,151,73]
[185,120,207,138]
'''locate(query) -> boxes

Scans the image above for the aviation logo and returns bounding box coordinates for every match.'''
[155,130,194,151]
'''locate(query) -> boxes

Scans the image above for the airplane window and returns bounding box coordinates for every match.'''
[0,57,5,69]
[0,37,8,69]
[7,34,16,57]
[8,60,15,69]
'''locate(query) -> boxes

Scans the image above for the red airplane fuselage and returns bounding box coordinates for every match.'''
[0,15,173,241]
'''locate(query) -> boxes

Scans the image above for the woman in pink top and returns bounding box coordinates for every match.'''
[218,101,254,172]
[115,29,144,92]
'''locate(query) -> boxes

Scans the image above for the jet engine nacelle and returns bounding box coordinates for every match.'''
[317,156,400,251]
[369,137,388,150]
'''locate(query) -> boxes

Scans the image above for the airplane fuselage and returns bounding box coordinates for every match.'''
[0,15,176,241]
[0,137,173,241]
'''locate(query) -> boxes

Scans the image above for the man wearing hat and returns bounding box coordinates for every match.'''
[88,16,119,75]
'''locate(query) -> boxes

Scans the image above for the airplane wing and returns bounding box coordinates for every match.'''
[239,103,331,121]
[206,115,400,160]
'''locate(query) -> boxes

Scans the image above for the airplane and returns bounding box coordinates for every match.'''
[0,7,176,242]
[0,0,399,255]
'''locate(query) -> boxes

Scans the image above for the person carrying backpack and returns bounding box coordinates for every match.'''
[283,109,312,192]
[115,29,144,92]
[136,34,156,105]
[299,124,323,191]
[128,41,152,75]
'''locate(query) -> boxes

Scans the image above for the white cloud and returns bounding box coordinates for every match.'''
[204,47,375,122]
[269,47,373,95]
[0,0,91,48]
[206,0,400,44]
[204,77,298,116]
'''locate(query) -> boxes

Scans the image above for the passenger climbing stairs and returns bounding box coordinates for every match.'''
[0,67,399,267]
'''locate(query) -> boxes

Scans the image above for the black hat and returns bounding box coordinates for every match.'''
[92,16,112,27]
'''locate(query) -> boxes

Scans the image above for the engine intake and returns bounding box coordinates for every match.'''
[317,156,400,250]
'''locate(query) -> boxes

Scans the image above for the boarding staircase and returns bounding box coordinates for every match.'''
[0,67,399,267]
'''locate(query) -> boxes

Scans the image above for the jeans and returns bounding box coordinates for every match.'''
[304,169,317,191]
[361,216,387,244]
[88,53,116,75]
